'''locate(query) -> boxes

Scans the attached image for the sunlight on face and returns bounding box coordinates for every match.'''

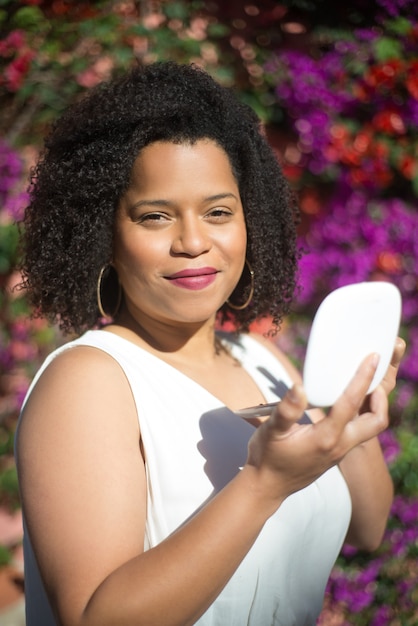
[113,139,247,329]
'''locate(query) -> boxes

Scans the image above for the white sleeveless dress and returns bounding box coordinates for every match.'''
[17,330,352,626]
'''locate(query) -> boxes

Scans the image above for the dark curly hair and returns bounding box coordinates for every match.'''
[19,61,300,335]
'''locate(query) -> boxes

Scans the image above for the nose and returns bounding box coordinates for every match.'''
[170,214,211,256]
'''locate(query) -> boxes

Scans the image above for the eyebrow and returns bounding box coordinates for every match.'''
[131,192,239,210]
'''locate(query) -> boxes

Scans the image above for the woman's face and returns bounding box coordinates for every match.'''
[113,139,247,328]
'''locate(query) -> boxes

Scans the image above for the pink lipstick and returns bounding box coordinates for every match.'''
[166,267,218,290]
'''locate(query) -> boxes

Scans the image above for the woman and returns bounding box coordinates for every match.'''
[15,62,404,626]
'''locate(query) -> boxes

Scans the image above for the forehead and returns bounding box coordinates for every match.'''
[128,140,238,189]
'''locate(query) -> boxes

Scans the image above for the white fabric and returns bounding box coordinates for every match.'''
[18,330,352,625]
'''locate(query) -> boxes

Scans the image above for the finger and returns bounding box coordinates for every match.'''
[345,384,389,448]
[269,384,308,436]
[317,383,388,463]
[330,353,380,427]
[390,337,406,369]
[379,337,406,396]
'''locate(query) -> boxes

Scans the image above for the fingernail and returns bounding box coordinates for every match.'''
[371,353,380,368]
[287,385,302,404]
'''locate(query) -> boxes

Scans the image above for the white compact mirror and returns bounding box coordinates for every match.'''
[303,281,402,407]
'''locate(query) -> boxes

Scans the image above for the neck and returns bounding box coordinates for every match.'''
[111,306,221,361]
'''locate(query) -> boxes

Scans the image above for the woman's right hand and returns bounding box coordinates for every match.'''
[245,353,388,505]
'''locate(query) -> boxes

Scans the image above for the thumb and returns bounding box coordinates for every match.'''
[269,384,308,436]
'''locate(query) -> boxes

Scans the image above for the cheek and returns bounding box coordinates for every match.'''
[224,222,247,258]
[114,231,165,274]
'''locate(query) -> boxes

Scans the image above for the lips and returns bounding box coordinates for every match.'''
[165,267,218,290]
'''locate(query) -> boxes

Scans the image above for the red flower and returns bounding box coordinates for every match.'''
[300,188,321,215]
[372,163,393,187]
[365,60,404,91]
[352,131,371,154]
[372,110,406,135]
[377,252,402,273]
[373,140,389,160]
[349,168,369,186]
[399,155,417,179]
[340,145,362,167]
[282,164,303,183]
[348,158,393,189]
[50,0,97,19]
[406,61,418,100]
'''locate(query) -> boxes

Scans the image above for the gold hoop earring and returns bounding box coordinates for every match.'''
[97,265,122,318]
[227,260,254,310]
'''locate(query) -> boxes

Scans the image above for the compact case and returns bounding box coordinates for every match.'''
[236,281,402,418]
[303,281,402,407]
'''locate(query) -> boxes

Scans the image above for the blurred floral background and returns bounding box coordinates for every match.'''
[1,0,417,623]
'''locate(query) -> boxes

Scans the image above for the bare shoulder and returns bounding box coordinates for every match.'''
[27,342,131,393]
[16,344,146,621]
[248,331,303,385]
[17,342,141,478]
[17,342,142,491]
[19,343,138,431]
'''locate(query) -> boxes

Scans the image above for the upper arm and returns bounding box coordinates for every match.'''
[16,346,146,623]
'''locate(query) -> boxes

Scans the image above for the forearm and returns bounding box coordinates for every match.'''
[339,436,393,552]
[80,466,280,626]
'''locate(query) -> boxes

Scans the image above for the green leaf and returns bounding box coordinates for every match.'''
[0,429,14,457]
[390,427,418,496]
[164,1,189,21]
[207,22,229,38]
[10,6,47,32]
[373,36,403,62]
[9,295,33,319]
[411,173,418,197]
[385,17,413,36]
[79,15,119,43]
[0,224,19,274]
[113,46,135,66]
[0,467,19,498]
[0,545,11,567]
[128,23,150,36]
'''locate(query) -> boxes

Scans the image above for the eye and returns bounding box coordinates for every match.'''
[206,207,233,222]
[137,212,170,226]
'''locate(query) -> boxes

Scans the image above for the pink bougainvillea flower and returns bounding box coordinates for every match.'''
[0,30,26,56]
[76,56,114,88]
[3,50,35,92]
[142,12,166,30]
[0,509,23,547]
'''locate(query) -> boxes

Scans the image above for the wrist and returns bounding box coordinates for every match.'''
[238,464,285,520]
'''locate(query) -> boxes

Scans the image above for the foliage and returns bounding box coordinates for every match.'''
[0,138,59,430]
[264,12,418,419]
[0,0,232,144]
[266,5,418,624]
[317,492,418,626]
